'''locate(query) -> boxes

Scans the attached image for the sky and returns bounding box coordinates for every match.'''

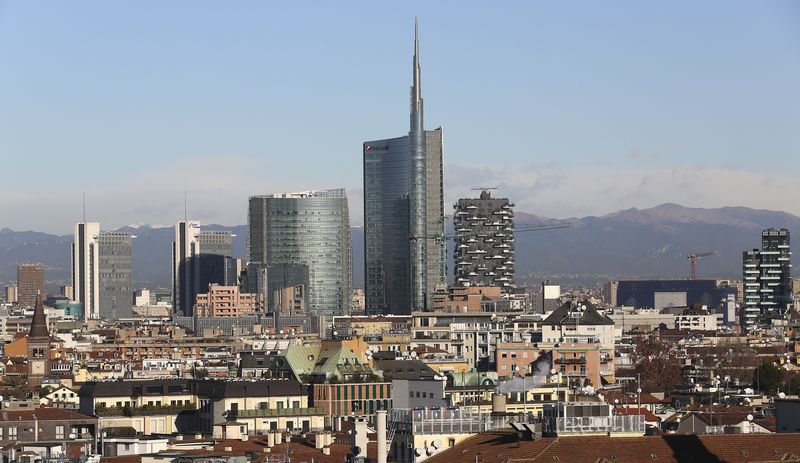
[1,1,800,234]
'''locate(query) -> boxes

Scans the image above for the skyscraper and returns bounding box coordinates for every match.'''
[742,228,792,331]
[173,221,200,316]
[248,189,352,316]
[172,222,234,316]
[73,222,100,318]
[97,232,134,320]
[363,20,445,314]
[453,189,515,291]
[17,263,44,307]
[72,222,133,320]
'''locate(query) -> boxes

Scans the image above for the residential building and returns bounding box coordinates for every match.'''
[616,279,726,311]
[743,228,792,330]
[364,22,445,315]
[674,306,718,331]
[248,189,352,316]
[78,378,320,436]
[0,407,97,461]
[453,189,514,291]
[17,263,44,307]
[194,284,259,317]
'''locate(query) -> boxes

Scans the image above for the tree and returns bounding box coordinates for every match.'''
[753,362,783,395]
[633,337,683,393]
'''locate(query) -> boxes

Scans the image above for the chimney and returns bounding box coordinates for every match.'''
[322,446,331,455]
[315,432,325,450]
[275,431,283,445]
[377,410,388,463]
[267,432,275,448]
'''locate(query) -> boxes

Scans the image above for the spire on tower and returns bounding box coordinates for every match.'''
[29,293,49,339]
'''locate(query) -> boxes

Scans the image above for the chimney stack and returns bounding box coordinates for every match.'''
[377,410,388,463]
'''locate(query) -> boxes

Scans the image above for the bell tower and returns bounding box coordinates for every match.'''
[27,293,50,388]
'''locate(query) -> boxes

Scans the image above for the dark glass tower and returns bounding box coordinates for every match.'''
[363,20,445,314]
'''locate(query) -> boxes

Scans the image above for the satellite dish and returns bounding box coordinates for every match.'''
[353,446,362,456]
[69,433,76,439]
[432,439,441,449]
[414,448,423,457]
[410,351,418,358]
[426,447,434,456]
[747,414,754,422]
[779,392,786,399]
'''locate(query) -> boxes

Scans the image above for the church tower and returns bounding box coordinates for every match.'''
[27,293,50,388]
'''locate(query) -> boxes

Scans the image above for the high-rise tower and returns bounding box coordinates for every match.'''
[363,20,445,315]
[742,228,792,331]
[72,222,133,320]
[248,189,352,316]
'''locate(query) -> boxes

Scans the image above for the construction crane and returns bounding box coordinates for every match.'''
[410,223,573,242]
[687,252,715,279]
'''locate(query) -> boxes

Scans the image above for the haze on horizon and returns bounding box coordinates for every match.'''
[1,1,799,234]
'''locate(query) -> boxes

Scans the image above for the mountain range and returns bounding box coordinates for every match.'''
[2,203,798,291]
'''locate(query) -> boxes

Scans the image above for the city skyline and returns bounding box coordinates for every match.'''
[2,2,800,233]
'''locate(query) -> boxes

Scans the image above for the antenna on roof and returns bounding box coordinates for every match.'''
[184,191,188,222]
[82,192,86,223]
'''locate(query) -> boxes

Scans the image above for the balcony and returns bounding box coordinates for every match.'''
[554,357,586,365]
[231,407,323,418]
[95,402,197,417]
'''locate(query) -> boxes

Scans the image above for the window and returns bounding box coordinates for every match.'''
[56,425,64,440]
[8,427,16,439]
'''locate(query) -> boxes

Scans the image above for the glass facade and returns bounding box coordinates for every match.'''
[97,232,133,320]
[363,25,445,314]
[363,130,444,315]
[248,189,352,316]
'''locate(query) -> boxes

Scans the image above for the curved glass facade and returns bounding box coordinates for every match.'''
[248,189,352,316]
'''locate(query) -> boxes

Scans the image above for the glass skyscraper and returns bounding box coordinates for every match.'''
[248,189,352,316]
[363,21,445,315]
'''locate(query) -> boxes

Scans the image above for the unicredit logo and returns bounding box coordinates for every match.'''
[365,145,389,152]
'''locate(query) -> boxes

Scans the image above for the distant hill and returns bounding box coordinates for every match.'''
[1,204,798,290]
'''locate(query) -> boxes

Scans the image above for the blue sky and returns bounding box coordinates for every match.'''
[2,1,799,233]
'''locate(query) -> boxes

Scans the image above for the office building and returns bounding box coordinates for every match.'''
[172,221,200,316]
[453,189,514,291]
[97,232,134,320]
[5,284,18,304]
[248,189,352,316]
[72,222,101,318]
[17,263,44,307]
[72,223,133,320]
[615,279,725,311]
[172,221,234,316]
[363,21,445,314]
[742,228,792,331]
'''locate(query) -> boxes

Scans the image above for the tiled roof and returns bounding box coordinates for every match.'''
[0,407,95,422]
[542,300,614,326]
[424,432,800,463]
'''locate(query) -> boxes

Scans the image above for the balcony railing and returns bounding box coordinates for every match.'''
[232,407,323,418]
[554,358,586,365]
[544,415,644,435]
[95,402,197,417]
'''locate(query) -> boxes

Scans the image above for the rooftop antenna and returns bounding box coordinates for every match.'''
[184,191,187,222]
[82,192,86,223]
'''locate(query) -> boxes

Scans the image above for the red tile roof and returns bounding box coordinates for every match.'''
[423,431,800,463]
